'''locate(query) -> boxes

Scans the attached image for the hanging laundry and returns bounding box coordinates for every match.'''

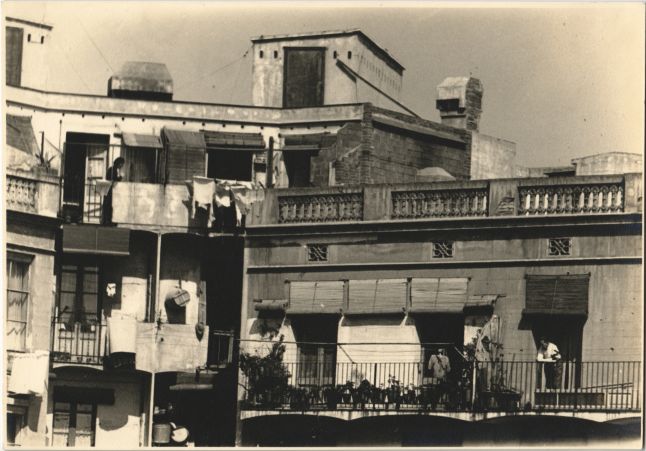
[192,176,216,218]
[214,182,232,208]
[8,350,50,396]
[107,315,138,354]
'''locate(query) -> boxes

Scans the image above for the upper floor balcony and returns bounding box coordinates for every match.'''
[50,309,235,372]
[239,358,641,422]
[247,174,642,226]
[6,169,60,218]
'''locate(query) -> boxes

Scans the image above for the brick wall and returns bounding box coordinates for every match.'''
[310,123,362,186]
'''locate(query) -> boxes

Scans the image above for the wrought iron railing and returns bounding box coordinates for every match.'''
[391,188,489,219]
[6,174,38,213]
[518,183,624,215]
[51,318,107,365]
[278,192,364,223]
[239,360,641,413]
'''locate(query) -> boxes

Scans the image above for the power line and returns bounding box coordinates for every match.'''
[176,45,251,92]
[74,14,114,73]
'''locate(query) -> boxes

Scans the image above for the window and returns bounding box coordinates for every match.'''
[283,151,311,187]
[273,50,278,59]
[259,50,264,58]
[6,26,24,87]
[548,238,571,256]
[6,255,30,351]
[52,401,97,447]
[347,51,352,59]
[58,262,101,326]
[333,50,337,59]
[307,244,328,262]
[207,149,253,181]
[122,146,158,183]
[432,241,454,258]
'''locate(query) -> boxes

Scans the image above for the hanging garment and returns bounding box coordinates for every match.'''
[107,315,137,353]
[192,177,216,218]
[214,183,232,208]
[8,350,50,396]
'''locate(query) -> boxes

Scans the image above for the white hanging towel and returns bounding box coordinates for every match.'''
[107,315,138,353]
[8,350,50,396]
[214,183,232,208]
[192,176,216,218]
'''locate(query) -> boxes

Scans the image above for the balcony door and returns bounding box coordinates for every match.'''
[54,256,104,364]
[63,133,110,223]
[52,401,97,447]
[292,316,337,387]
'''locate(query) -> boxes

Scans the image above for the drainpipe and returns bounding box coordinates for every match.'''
[147,232,162,446]
[266,137,274,188]
[234,240,250,446]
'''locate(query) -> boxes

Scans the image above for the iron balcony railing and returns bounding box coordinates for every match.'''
[239,360,641,413]
[51,317,107,365]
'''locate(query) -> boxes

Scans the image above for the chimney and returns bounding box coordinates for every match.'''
[108,61,173,101]
[436,77,483,131]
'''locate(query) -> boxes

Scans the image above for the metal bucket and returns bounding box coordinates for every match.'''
[152,423,171,444]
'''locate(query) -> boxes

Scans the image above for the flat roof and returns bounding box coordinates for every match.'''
[251,29,404,74]
[6,16,53,31]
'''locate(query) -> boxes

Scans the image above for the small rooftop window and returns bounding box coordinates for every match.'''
[259,50,264,59]
[347,51,352,60]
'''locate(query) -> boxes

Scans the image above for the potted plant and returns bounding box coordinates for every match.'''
[239,335,291,409]
[323,386,340,410]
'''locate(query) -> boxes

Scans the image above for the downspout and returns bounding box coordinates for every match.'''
[234,239,250,446]
[146,232,162,446]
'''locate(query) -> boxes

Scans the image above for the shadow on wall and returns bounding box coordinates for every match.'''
[240,414,642,447]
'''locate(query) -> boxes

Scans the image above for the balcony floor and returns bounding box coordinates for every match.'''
[240,407,641,423]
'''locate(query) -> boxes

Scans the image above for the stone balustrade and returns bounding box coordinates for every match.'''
[518,183,624,215]
[278,192,364,223]
[6,171,60,217]
[6,174,38,213]
[163,173,644,226]
[391,188,488,219]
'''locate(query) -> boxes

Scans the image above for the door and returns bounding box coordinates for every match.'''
[415,314,464,381]
[52,402,97,447]
[283,48,325,108]
[532,316,584,389]
[292,316,337,387]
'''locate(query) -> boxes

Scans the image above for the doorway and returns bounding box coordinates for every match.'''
[283,48,325,108]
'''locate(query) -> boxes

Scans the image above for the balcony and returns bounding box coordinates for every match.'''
[51,317,107,366]
[239,360,641,420]
[247,174,642,226]
[6,170,60,218]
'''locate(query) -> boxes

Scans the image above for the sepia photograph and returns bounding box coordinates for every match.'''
[2,1,644,448]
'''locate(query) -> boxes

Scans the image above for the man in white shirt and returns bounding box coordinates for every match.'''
[536,337,562,389]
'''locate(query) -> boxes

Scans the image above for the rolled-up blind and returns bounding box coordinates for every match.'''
[346,279,407,315]
[289,281,344,314]
[524,274,589,316]
[410,278,468,313]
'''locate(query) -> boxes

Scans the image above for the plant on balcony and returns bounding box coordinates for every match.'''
[239,334,290,409]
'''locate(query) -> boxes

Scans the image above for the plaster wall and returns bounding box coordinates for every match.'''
[469,132,517,180]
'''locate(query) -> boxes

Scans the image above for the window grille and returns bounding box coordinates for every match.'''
[548,238,572,256]
[432,241,454,258]
[307,244,328,262]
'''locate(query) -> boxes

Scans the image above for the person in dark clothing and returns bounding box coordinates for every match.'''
[102,157,125,224]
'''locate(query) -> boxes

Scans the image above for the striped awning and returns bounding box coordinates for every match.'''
[346,279,407,315]
[204,131,265,150]
[288,281,344,314]
[122,133,162,148]
[409,278,469,313]
[523,274,589,316]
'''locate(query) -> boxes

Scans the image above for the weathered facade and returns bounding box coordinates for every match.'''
[4,18,643,448]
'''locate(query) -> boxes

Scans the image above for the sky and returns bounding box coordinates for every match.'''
[3,1,644,168]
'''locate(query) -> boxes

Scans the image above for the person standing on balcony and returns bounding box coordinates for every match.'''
[427,348,451,409]
[537,337,562,389]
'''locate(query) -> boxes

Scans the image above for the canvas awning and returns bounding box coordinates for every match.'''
[162,128,205,148]
[282,133,336,151]
[409,278,469,313]
[204,131,265,150]
[523,274,589,316]
[254,299,288,312]
[122,132,162,148]
[62,225,130,256]
[288,281,344,314]
[346,279,407,315]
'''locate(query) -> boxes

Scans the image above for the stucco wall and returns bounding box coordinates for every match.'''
[245,230,642,363]
[48,373,144,448]
[573,152,643,176]
[469,132,517,180]
[251,34,402,107]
